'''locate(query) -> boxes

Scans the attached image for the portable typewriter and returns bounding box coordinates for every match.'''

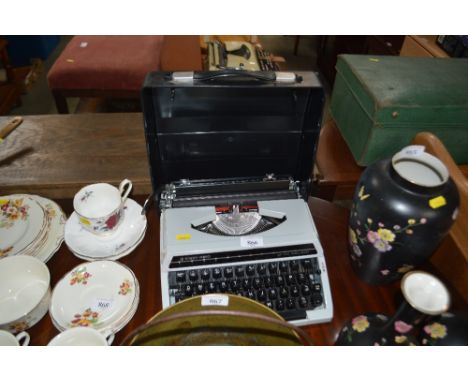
[207,40,280,71]
[142,70,333,325]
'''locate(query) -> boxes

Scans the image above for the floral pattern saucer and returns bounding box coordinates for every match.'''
[49,260,139,335]
[1,194,66,263]
[0,196,45,258]
[64,198,147,261]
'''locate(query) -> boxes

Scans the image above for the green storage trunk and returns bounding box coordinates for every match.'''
[330,54,468,166]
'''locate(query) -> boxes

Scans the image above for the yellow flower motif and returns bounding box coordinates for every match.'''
[79,217,91,226]
[352,315,370,333]
[377,228,395,242]
[425,323,447,339]
[395,335,407,344]
[367,218,373,224]
[408,218,416,225]
[0,199,8,206]
[349,228,357,244]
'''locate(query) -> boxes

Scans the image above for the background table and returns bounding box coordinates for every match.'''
[0,113,151,198]
[27,196,464,346]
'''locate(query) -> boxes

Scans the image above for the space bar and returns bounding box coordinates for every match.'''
[278,309,307,321]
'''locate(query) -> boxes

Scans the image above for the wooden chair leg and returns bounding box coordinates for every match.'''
[53,91,69,114]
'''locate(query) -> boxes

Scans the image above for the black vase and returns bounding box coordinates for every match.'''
[348,147,459,284]
[420,312,468,346]
[335,271,451,346]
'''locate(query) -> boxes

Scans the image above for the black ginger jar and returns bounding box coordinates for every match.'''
[348,146,459,285]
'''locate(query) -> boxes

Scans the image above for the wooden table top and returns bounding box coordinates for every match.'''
[0,113,151,198]
[24,195,420,346]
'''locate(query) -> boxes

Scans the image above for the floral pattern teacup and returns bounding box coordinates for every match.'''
[73,179,132,236]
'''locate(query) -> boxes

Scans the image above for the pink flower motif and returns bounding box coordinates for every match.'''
[420,218,427,224]
[367,230,380,243]
[380,269,390,275]
[394,320,413,334]
[378,222,384,227]
[393,225,401,230]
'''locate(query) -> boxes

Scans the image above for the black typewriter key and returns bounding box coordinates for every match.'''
[183,284,193,297]
[286,298,296,310]
[290,260,299,271]
[279,261,288,273]
[265,300,274,309]
[279,286,289,298]
[207,281,217,293]
[175,272,186,283]
[302,259,313,270]
[175,293,183,303]
[275,275,285,286]
[301,284,311,296]
[263,276,273,288]
[224,267,234,278]
[257,289,267,301]
[298,296,308,308]
[297,273,307,284]
[313,283,322,292]
[276,299,285,311]
[219,281,228,292]
[268,262,278,274]
[246,265,256,276]
[235,266,245,277]
[188,270,198,282]
[290,285,299,297]
[230,279,240,292]
[213,267,222,279]
[268,288,278,300]
[200,269,210,280]
[257,264,267,275]
[311,293,323,306]
[315,268,321,275]
[242,278,252,290]
[195,283,205,295]
[253,277,263,289]
[286,274,295,285]
[246,290,255,299]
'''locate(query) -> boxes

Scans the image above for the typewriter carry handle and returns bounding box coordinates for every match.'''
[171,70,301,84]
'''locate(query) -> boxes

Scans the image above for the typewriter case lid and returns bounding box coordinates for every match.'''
[141,71,325,207]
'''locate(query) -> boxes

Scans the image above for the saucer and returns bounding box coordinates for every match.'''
[65,198,147,260]
[49,260,139,334]
[71,226,147,261]
[1,196,46,258]
[6,194,66,263]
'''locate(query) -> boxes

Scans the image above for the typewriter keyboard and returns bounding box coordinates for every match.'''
[168,257,324,321]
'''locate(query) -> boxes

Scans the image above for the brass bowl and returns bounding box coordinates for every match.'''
[122,294,312,345]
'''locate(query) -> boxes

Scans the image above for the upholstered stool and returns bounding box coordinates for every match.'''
[47,36,202,113]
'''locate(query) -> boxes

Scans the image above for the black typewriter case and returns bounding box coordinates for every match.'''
[141,71,325,207]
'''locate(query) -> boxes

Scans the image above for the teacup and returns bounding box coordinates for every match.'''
[48,327,114,346]
[74,179,132,235]
[0,330,30,346]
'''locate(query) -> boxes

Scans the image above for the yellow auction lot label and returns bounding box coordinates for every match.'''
[176,234,192,241]
[429,196,446,209]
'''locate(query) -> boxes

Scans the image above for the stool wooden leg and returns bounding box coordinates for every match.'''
[53,91,69,114]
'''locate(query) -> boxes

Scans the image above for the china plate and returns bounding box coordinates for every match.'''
[64,198,147,260]
[6,195,66,263]
[49,260,139,334]
[70,226,147,261]
[0,196,46,258]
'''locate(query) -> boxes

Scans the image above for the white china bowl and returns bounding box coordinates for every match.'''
[49,260,139,335]
[48,327,113,346]
[0,255,51,333]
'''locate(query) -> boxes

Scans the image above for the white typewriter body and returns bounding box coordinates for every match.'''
[160,195,334,326]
